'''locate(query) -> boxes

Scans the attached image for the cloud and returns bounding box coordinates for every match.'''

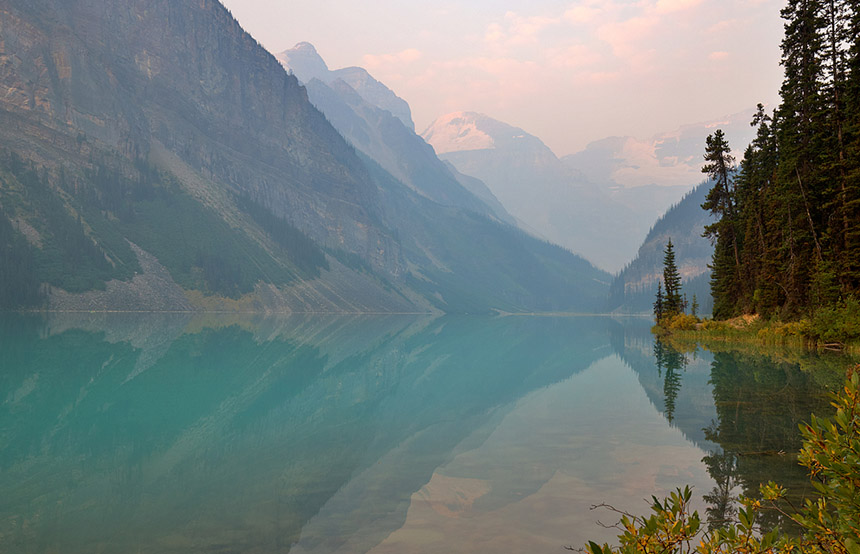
[596,15,660,68]
[484,11,563,49]
[362,48,423,69]
[655,0,704,14]
[707,18,742,34]
[564,4,601,24]
[579,70,622,84]
[352,0,784,155]
[546,43,603,69]
[485,23,506,44]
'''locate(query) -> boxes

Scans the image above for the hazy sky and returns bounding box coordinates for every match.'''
[221,0,785,156]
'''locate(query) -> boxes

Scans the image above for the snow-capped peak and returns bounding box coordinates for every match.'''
[421,112,496,155]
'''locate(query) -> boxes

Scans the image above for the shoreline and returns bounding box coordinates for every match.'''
[653,315,860,356]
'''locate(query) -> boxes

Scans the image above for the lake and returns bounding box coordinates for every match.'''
[0,313,849,553]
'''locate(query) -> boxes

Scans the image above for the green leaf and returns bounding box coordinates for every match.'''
[587,540,604,554]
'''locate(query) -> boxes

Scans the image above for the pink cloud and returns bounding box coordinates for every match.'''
[547,44,603,69]
[708,51,730,61]
[579,70,622,85]
[564,5,601,24]
[362,48,423,69]
[596,15,660,66]
[707,18,746,34]
[484,11,563,49]
[655,0,704,14]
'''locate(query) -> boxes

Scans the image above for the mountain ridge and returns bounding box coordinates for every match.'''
[278,42,515,224]
[278,42,415,131]
[422,111,647,273]
[608,181,715,315]
[0,0,608,313]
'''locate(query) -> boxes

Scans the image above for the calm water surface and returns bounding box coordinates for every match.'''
[0,314,848,553]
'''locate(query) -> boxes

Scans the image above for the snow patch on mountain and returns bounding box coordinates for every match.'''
[563,109,759,190]
[421,112,497,154]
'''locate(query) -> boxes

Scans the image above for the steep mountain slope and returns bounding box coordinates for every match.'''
[422,112,650,273]
[278,43,512,224]
[361,153,609,313]
[0,0,607,313]
[278,42,414,131]
[442,161,514,226]
[0,0,408,312]
[608,182,715,314]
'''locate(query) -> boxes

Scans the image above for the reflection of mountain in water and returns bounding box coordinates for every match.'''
[0,313,611,553]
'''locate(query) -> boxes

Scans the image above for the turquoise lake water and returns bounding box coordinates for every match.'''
[0,313,847,553]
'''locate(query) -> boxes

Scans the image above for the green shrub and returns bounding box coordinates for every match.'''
[809,298,860,344]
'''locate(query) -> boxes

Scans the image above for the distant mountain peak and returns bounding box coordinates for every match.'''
[423,111,556,158]
[278,41,331,83]
[422,112,497,154]
[276,42,414,130]
[293,41,318,52]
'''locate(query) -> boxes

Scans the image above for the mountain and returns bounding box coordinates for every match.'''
[422,110,760,275]
[0,0,608,313]
[562,110,757,191]
[423,112,650,273]
[278,42,414,131]
[277,43,513,225]
[607,181,715,315]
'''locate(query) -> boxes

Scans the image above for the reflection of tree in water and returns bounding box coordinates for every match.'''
[653,338,688,423]
[701,429,740,531]
[700,350,837,534]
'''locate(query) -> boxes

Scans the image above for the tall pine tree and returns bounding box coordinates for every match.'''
[662,239,683,318]
[702,130,739,319]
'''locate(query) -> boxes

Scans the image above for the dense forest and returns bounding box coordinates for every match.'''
[703,0,860,319]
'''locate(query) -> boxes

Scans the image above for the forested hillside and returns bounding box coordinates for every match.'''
[703,0,860,318]
[608,182,714,315]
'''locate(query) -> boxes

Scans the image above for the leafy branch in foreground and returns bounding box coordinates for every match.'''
[575,368,860,554]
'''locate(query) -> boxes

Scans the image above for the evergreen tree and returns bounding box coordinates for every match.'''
[654,281,665,321]
[662,239,683,318]
[702,130,737,227]
[843,0,860,291]
[701,130,741,318]
[777,0,828,308]
[702,1,860,318]
[821,0,850,274]
[733,105,781,314]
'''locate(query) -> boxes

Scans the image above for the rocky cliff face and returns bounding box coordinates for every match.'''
[0,0,610,313]
[0,0,399,274]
